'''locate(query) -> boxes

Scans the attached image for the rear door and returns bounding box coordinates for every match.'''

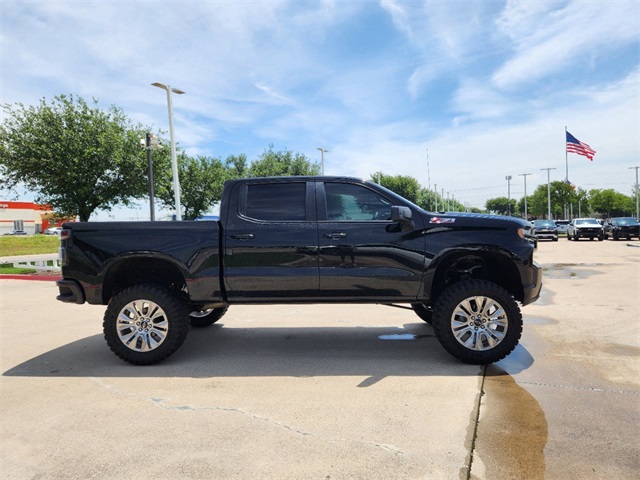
[223,180,319,301]
[316,180,426,301]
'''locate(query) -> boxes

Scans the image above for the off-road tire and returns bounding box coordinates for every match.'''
[103,284,189,365]
[189,306,229,328]
[431,279,522,364]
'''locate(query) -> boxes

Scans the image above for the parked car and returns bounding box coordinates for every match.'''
[603,217,640,240]
[44,227,63,235]
[4,230,28,235]
[533,219,558,242]
[567,218,604,241]
[555,220,570,235]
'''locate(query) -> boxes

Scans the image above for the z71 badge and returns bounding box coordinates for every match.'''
[430,217,455,224]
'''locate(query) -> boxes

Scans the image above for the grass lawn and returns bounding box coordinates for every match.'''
[0,236,60,257]
[0,264,37,274]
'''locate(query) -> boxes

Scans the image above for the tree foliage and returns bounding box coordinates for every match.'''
[156,153,230,220]
[248,145,320,177]
[0,94,163,221]
[588,189,631,218]
[485,197,517,216]
[370,172,421,204]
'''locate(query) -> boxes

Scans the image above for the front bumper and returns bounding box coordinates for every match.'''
[521,261,542,306]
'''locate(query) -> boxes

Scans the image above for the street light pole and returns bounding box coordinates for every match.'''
[152,82,185,220]
[630,166,640,221]
[505,176,512,216]
[540,168,557,220]
[519,173,532,220]
[316,148,329,175]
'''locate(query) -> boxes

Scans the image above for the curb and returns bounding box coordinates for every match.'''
[0,274,62,282]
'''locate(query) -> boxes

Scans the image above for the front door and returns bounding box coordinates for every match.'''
[317,181,425,301]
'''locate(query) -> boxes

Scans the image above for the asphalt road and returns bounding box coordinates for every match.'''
[1,238,638,479]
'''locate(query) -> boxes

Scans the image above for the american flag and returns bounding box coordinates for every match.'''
[566,131,596,161]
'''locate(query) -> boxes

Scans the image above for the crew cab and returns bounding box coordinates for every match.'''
[56,176,542,366]
[567,218,604,241]
[603,217,640,240]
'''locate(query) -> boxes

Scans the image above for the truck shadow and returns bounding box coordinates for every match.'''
[2,322,530,383]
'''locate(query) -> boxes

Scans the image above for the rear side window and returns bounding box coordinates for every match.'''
[245,183,306,221]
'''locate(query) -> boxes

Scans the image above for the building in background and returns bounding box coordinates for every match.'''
[0,201,65,234]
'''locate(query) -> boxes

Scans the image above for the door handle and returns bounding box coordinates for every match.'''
[231,233,255,240]
[324,232,347,239]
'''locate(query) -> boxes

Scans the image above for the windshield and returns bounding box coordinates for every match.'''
[576,219,600,225]
[613,217,638,225]
[534,220,555,227]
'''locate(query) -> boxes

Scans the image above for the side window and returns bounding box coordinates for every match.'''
[244,183,306,221]
[324,183,393,221]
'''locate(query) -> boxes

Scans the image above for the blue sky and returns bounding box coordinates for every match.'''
[1,0,638,219]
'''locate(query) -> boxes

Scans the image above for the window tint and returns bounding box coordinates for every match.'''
[245,183,306,221]
[324,183,393,221]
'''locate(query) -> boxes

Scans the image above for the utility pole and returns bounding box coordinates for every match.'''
[519,173,532,220]
[540,168,557,219]
[630,166,640,220]
[505,176,512,216]
[434,183,437,212]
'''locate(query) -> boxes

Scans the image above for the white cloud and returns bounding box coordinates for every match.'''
[492,0,639,88]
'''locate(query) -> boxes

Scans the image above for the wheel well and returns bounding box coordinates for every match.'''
[428,251,524,306]
[103,258,187,304]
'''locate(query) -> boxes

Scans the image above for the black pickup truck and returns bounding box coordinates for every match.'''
[56,176,541,366]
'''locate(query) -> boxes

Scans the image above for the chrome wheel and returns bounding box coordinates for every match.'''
[116,299,169,352]
[450,296,508,351]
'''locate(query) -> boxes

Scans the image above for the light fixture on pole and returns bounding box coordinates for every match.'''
[316,147,329,175]
[152,82,185,221]
[519,173,532,219]
[540,168,557,220]
[505,176,512,216]
[630,166,640,221]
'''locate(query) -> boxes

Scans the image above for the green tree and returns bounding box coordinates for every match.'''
[156,153,230,220]
[225,154,248,177]
[0,94,163,221]
[370,172,421,204]
[248,145,320,177]
[589,189,629,217]
[486,197,517,216]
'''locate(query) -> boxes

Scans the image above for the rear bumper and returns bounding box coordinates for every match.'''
[56,279,85,304]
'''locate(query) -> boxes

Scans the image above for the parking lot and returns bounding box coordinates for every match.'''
[1,238,639,479]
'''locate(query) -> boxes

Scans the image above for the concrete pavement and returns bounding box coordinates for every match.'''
[1,238,639,479]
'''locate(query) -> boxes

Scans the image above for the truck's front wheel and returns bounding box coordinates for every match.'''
[103,285,189,365]
[432,280,522,364]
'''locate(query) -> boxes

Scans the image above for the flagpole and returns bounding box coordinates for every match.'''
[565,126,568,181]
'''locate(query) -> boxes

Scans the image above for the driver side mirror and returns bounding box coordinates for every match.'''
[391,206,413,224]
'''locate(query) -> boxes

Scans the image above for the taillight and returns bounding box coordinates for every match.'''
[60,229,72,240]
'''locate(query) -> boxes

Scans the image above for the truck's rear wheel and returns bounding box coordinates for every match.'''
[103,285,189,365]
[431,280,522,364]
[411,303,433,324]
[189,306,229,327]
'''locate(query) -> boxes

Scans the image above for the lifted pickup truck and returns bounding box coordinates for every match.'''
[57,176,541,365]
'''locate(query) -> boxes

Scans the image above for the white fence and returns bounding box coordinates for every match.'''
[1,254,62,271]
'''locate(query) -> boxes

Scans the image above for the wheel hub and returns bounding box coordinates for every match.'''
[451,295,508,351]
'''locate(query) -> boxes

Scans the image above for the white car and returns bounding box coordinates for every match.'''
[44,227,63,235]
